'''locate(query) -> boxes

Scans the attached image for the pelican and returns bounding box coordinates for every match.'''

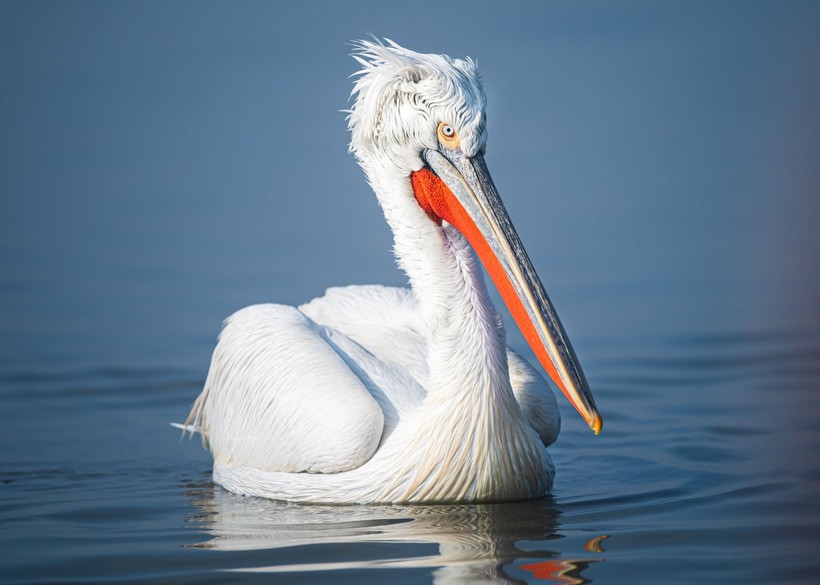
[185,40,601,504]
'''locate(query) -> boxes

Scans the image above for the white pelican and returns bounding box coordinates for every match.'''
[185,40,601,504]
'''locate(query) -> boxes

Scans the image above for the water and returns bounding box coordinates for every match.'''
[2,1,820,583]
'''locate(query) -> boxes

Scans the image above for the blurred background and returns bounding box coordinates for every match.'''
[1,1,819,582]
[3,1,818,371]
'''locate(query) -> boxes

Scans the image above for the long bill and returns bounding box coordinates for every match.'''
[411,148,602,434]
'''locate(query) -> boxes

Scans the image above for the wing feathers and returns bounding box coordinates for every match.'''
[190,304,385,473]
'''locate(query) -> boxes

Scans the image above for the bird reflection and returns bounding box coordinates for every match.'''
[183,482,606,584]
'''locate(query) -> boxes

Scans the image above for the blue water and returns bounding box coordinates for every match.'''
[2,1,820,583]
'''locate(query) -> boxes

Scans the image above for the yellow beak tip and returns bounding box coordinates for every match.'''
[590,412,603,435]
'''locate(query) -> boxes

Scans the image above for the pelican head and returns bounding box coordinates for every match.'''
[347,40,601,433]
[348,41,486,171]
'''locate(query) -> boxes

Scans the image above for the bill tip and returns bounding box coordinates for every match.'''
[590,412,603,435]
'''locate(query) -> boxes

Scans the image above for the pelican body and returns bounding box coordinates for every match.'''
[186,40,600,504]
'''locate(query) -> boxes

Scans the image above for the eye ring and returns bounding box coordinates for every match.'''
[437,122,460,148]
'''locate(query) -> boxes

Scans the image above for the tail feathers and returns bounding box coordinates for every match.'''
[171,421,201,435]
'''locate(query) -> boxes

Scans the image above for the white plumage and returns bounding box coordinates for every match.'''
[185,39,600,503]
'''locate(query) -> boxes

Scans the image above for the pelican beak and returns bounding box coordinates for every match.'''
[412,149,602,434]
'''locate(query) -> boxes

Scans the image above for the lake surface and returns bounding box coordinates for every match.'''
[2,2,819,583]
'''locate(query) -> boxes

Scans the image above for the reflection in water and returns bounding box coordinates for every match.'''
[184,483,605,583]
[518,560,596,585]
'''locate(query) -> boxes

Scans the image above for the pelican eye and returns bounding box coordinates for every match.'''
[437,122,460,149]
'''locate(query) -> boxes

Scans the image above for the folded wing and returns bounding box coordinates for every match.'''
[187,304,385,473]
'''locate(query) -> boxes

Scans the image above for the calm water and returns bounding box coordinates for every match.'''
[2,2,820,583]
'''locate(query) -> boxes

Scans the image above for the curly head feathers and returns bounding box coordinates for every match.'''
[347,39,487,172]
